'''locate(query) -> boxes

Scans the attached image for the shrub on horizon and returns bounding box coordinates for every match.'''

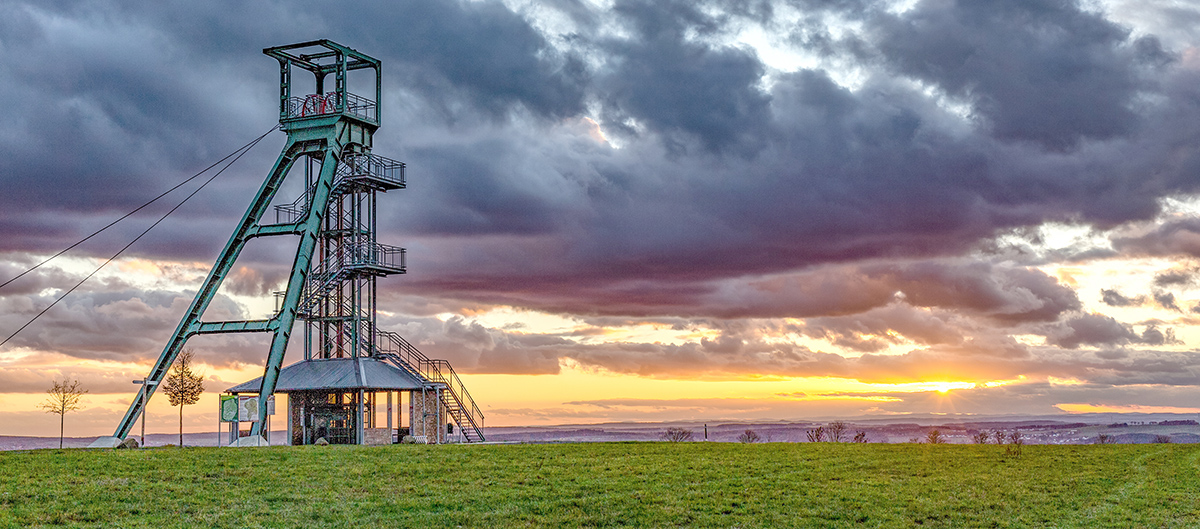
[1005,431,1024,456]
[827,421,848,443]
[738,430,761,443]
[806,426,825,443]
[925,429,946,444]
[660,427,694,442]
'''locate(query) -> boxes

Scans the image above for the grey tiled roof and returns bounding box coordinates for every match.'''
[227,357,426,393]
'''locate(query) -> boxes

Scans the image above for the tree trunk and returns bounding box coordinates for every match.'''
[59,410,64,449]
[179,405,184,447]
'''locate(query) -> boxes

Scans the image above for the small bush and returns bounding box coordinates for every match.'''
[806,426,825,443]
[1005,431,1023,456]
[1153,434,1172,444]
[738,430,761,443]
[660,427,694,442]
[1096,433,1116,444]
[852,431,868,443]
[925,429,945,444]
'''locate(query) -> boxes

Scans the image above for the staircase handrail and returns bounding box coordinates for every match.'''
[374,330,485,435]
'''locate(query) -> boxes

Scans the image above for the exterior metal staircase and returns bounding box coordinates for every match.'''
[373,331,486,443]
[294,257,486,443]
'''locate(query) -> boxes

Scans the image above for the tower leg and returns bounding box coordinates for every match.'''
[249,147,339,437]
[110,141,301,440]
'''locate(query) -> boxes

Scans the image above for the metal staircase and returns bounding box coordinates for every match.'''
[291,259,486,442]
[280,143,484,442]
[373,331,486,443]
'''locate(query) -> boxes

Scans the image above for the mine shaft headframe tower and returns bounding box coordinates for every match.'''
[99,40,405,446]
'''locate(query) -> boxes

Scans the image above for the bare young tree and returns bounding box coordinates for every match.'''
[852,431,869,443]
[660,427,694,442]
[1005,430,1024,456]
[1007,430,1023,446]
[1153,434,1172,444]
[972,431,991,444]
[993,430,1006,445]
[806,426,826,443]
[161,349,205,446]
[1095,433,1116,444]
[738,429,761,443]
[40,379,87,449]
[827,421,848,443]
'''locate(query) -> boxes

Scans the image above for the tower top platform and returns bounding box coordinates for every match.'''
[265,40,382,127]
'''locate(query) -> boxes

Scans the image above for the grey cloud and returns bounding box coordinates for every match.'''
[0,267,255,364]
[1112,219,1200,258]
[870,0,1163,151]
[1154,268,1196,287]
[8,0,1200,402]
[411,259,1078,321]
[1043,313,1140,349]
[598,0,772,155]
[800,303,965,353]
[1154,291,1182,312]
[1100,289,1145,307]
[1041,313,1182,350]
[8,0,1200,297]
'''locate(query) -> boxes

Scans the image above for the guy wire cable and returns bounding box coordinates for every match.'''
[0,125,280,349]
[0,124,280,291]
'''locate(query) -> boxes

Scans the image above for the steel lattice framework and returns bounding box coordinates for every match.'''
[96,40,484,447]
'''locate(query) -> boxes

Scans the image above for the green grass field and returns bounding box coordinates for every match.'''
[1,442,1197,528]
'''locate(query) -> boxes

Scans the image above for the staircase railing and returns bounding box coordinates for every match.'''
[338,153,405,189]
[305,309,486,443]
[373,330,485,442]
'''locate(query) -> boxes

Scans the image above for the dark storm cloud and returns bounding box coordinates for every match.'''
[8,0,1200,290]
[597,0,772,155]
[413,258,1078,321]
[332,0,589,120]
[870,0,1168,151]
[6,0,1200,394]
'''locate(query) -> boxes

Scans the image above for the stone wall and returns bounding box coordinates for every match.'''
[409,388,446,444]
[363,427,392,446]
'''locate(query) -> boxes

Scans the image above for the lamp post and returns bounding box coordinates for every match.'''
[132,379,158,447]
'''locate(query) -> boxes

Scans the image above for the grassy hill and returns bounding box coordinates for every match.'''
[1,442,1197,528]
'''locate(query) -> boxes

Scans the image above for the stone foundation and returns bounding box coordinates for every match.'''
[364,427,392,446]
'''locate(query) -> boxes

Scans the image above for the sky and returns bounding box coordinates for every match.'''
[4,0,1200,437]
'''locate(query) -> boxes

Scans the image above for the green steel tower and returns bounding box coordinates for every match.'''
[94,40,484,448]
